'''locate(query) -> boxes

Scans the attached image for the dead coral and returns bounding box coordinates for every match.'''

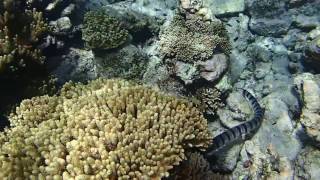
[159,13,230,63]
[0,78,212,179]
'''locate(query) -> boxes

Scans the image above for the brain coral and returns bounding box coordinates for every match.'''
[0,78,212,179]
[159,13,230,63]
[82,10,129,50]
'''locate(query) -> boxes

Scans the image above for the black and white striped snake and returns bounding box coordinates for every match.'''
[205,89,264,157]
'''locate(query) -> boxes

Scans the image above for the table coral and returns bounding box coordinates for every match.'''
[0,78,212,179]
[82,10,129,50]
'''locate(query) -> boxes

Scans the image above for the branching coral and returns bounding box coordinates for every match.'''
[159,13,230,63]
[82,10,129,50]
[167,152,231,180]
[0,78,212,179]
[0,0,48,74]
[194,87,223,115]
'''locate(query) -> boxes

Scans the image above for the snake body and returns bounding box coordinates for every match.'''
[205,89,264,157]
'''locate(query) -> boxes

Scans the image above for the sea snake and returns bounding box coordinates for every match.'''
[204,89,264,157]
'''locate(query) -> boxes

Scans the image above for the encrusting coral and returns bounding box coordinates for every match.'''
[0,78,212,179]
[159,13,230,63]
[82,10,129,50]
[0,0,48,74]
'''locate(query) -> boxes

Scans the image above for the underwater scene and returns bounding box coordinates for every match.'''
[0,0,320,179]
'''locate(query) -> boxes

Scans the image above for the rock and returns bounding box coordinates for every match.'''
[233,141,296,180]
[294,73,320,145]
[289,0,305,8]
[305,35,320,63]
[228,86,302,179]
[174,61,199,85]
[180,0,202,13]
[246,37,288,61]
[271,53,290,75]
[61,3,76,17]
[95,45,148,80]
[246,0,292,36]
[308,27,320,40]
[215,74,233,92]
[283,29,308,51]
[49,17,72,33]
[210,144,243,172]
[203,0,245,16]
[217,90,252,128]
[229,50,249,83]
[131,0,177,18]
[254,62,271,80]
[295,146,320,180]
[226,14,255,52]
[50,48,97,84]
[46,0,63,12]
[197,53,228,82]
[294,14,320,30]
[249,17,292,37]
[143,57,170,85]
[245,0,288,18]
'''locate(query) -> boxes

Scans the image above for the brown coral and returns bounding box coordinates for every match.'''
[159,13,230,63]
[167,152,231,180]
[0,78,212,179]
[194,87,223,115]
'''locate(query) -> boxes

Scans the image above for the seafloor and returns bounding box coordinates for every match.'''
[0,0,320,179]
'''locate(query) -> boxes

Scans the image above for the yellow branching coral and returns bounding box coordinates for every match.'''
[0,78,212,179]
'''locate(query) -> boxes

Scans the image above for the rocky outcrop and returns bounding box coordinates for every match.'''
[294,73,320,145]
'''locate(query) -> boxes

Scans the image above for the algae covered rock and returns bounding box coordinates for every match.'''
[82,10,129,50]
[0,78,212,179]
[95,45,148,80]
[295,147,320,180]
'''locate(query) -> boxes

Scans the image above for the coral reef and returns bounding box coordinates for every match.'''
[159,13,230,63]
[167,152,231,180]
[96,45,148,80]
[193,87,222,115]
[82,10,129,50]
[0,0,53,122]
[0,78,212,179]
[0,0,48,74]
